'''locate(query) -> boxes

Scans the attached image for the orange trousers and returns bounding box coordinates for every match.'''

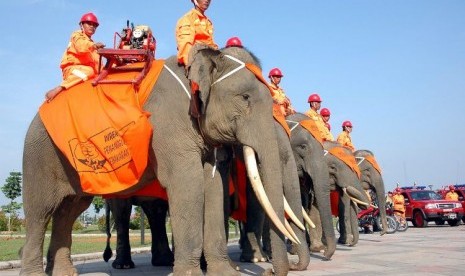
[60,65,96,89]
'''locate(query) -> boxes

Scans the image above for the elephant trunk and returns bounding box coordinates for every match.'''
[308,158,336,260]
[243,144,289,275]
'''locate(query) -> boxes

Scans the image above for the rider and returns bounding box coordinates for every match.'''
[337,121,355,152]
[445,185,459,201]
[320,107,334,141]
[268,67,296,117]
[305,93,332,141]
[392,188,406,219]
[175,0,218,68]
[45,12,105,102]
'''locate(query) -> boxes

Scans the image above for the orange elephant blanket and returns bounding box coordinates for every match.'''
[39,60,166,196]
[328,147,361,179]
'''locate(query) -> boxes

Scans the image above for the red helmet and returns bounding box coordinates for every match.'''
[320,108,331,116]
[80,12,99,27]
[342,121,353,128]
[225,37,243,48]
[325,122,331,131]
[449,185,455,191]
[268,68,283,78]
[307,93,322,103]
[394,187,401,193]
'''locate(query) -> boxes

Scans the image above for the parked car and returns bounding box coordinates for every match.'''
[400,186,463,227]
[437,184,465,224]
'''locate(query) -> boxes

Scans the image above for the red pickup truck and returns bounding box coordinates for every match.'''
[400,186,463,227]
[437,184,465,224]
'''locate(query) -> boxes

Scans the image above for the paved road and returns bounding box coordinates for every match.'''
[3,223,465,275]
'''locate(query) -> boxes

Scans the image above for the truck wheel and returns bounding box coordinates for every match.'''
[447,219,460,227]
[434,220,445,226]
[413,211,427,227]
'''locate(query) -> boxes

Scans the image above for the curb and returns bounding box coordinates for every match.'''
[0,238,240,270]
[0,247,152,270]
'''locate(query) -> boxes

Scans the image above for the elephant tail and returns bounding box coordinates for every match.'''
[103,199,113,262]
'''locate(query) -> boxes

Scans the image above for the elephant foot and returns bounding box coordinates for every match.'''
[45,265,78,276]
[309,244,325,253]
[262,268,275,276]
[112,257,135,269]
[206,261,240,276]
[240,252,267,263]
[173,264,203,276]
[151,252,174,266]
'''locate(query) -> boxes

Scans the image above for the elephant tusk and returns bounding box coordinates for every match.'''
[284,218,301,244]
[302,207,316,228]
[283,196,305,231]
[349,195,369,206]
[343,187,370,207]
[243,146,299,244]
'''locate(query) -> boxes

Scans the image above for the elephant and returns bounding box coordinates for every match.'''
[335,149,388,245]
[20,46,297,276]
[284,113,369,250]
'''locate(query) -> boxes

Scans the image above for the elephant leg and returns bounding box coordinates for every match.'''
[20,202,53,276]
[308,205,325,252]
[203,161,239,276]
[45,196,93,275]
[165,159,204,276]
[338,194,354,245]
[141,199,174,266]
[109,198,135,269]
[239,183,267,263]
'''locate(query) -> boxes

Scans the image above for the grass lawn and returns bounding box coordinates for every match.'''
[0,226,153,262]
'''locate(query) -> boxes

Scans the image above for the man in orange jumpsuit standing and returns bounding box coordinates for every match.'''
[45,13,105,101]
[320,107,334,141]
[305,93,332,141]
[268,68,295,117]
[337,120,355,151]
[176,0,218,68]
[392,188,406,219]
[445,185,459,201]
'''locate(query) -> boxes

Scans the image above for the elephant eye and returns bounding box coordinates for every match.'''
[242,94,250,101]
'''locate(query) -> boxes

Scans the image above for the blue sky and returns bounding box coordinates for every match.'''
[1,0,465,207]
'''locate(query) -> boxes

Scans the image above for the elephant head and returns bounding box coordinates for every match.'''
[355,149,388,235]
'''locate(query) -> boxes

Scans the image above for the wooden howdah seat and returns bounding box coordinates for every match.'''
[92,48,154,88]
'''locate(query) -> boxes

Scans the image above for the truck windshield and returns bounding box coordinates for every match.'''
[410,191,443,200]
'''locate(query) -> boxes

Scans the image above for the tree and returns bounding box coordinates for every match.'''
[92,196,105,214]
[1,171,22,232]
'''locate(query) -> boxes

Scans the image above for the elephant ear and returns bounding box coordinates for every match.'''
[187,45,222,117]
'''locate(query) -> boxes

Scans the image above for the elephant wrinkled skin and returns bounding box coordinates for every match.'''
[21,47,291,276]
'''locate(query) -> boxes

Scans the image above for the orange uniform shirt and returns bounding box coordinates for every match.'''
[337,131,355,152]
[269,83,295,116]
[305,109,332,141]
[175,8,218,65]
[60,30,100,74]
[445,191,459,201]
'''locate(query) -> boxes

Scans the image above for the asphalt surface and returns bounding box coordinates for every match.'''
[2,222,465,275]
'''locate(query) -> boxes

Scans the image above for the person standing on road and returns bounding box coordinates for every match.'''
[445,185,459,201]
[392,188,406,219]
